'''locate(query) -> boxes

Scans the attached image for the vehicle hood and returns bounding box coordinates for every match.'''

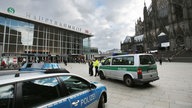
[92,82,106,89]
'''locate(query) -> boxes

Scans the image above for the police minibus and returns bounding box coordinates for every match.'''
[99,53,159,87]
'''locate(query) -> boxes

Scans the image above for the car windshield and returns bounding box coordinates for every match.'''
[139,55,155,65]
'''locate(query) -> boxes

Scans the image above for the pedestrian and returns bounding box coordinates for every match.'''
[21,58,26,66]
[93,58,99,77]
[168,57,171,62]
[88,60,93,76]
[63,59,67,66]
[159,57,162,65]
[1,60,6,68]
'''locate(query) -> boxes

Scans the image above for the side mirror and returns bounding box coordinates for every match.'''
[101,62,104,65]
[89,83,96,90]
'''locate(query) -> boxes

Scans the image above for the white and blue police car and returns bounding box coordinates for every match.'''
[0,69,107,108]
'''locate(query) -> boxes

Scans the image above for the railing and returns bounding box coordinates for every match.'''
[0,63,20,70]
[152,48,192,62]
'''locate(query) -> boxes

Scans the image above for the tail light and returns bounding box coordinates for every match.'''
[137,68,143,79]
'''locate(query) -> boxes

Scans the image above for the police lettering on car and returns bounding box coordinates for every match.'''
[81,93,96,106]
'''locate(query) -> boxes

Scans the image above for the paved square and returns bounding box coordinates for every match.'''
[60,62,192,108]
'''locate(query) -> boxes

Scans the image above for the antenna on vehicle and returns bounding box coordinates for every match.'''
[15,73,20,77]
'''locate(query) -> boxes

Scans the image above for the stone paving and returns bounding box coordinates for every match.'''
[60,62,192,108]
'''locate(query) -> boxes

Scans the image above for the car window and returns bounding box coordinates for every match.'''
[59,76,90,94]
[22,77,60,107]
[140,55,155,65]
[103,58,111,65]
[112,56,134,65]
[0,85,14,108]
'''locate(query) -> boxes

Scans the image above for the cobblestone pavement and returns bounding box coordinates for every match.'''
[60,62,192,108]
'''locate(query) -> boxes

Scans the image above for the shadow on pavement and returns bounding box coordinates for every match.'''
[104,78,157,89]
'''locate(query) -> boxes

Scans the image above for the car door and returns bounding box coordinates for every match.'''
[111,56,134,80]
[100,58,112,77]
[20,77,71,108]
[139,55,158,80]
[59,76,98,108]
[111,57,126,79]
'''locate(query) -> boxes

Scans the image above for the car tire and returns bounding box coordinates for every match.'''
[124,76,133,87]
[99,71,105,80]
[98,94,105,108]
[144,82,150,85]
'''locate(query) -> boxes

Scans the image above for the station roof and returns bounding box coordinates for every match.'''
[0,12,93,37]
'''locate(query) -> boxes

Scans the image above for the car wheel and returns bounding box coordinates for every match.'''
[98,94,105,108]
[124,76,133,87]
[99,71,105,80]
[144,82,150,85]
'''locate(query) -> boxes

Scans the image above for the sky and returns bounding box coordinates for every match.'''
[0,0,151,52]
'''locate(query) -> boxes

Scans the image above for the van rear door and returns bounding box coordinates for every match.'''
[139,55,158,80]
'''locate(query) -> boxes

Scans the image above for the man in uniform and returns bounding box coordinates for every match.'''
[93,58,99,77]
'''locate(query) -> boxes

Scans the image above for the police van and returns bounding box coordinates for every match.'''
[99,53,159,87]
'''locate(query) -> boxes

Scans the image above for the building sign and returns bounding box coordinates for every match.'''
[7,7,15,14]
[161,42,170,47]
[26,12,83,33]
[3,7,91,34]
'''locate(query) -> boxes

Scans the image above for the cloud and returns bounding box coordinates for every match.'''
[0,0,151,52]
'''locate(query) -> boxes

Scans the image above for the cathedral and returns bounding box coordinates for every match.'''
[143,0,192,51]
[121,0,192,54]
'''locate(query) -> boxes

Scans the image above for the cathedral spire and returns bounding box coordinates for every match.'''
[144,0,146,7]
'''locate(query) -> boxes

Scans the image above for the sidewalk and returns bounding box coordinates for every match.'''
[59,62,192,108]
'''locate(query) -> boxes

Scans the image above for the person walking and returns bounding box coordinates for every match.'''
[168,57,171,62]
[159,57,162,65]
[1,60,6,69]
[93,58,99,77]
[88,60,93,76]
[63,59,67,66]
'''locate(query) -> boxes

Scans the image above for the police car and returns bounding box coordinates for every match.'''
[0,70,107,108]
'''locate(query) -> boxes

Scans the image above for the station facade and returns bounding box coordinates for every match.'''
[0,10,93,63]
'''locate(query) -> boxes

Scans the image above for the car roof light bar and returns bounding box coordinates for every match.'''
[44,69,70,74]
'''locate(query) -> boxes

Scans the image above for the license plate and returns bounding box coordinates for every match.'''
[148,70,156,73]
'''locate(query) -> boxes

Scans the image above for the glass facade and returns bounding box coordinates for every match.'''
[0,13,92,62]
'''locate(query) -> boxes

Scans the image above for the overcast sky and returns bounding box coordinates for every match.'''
[0,0,151,52]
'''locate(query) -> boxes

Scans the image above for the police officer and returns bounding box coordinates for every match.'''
[88,60,93,76]
[93,58,99,77]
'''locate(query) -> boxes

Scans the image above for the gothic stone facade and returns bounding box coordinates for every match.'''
[143,0,192,51]
[121,18,144,53]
